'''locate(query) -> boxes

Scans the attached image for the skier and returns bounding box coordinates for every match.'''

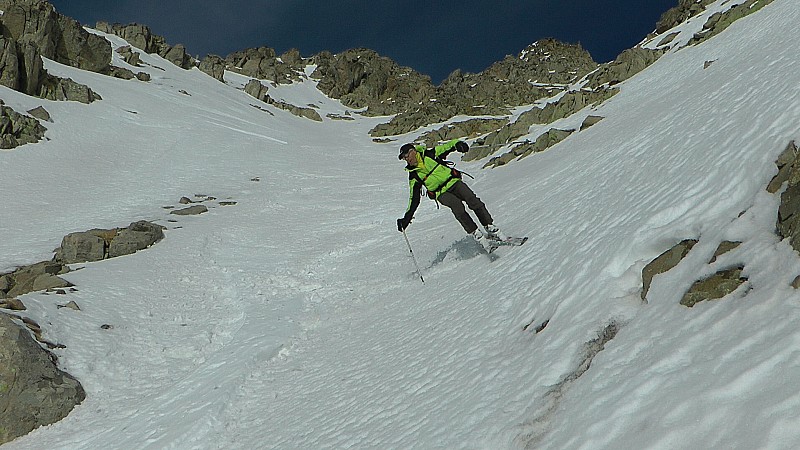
[396,139,506,251]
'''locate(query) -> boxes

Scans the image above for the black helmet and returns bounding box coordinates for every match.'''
[398,143,416,160]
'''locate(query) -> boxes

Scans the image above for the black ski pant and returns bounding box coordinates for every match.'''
[438,180,493,234]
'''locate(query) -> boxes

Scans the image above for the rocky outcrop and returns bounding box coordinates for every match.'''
[418,118,509,148]
[639,238,747,306]
[0,260,71,299]
[224,46,306,84]
[0,0,110,72]
[312,48,435,117]
[586,47,666,88]
[0,313,85,445]
[641,239,698,302]
[461,87,617,162]
[0,101,47,149]
[773,141,800,252]
[37,73,101,103]
[688,0,776,46]
[95,22,194,69]
[0,1,103,103]
[244,78,269,102]
[54,221,165,264]
[243,79,321,121]
[653,0,717,35]
[0,221,163,300]
[680,266,747,307]
[484,128,574,168]
[369,39,598,137]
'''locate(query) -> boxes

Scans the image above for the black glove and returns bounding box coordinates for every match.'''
[455,140,469,153]
[397,217,411,232]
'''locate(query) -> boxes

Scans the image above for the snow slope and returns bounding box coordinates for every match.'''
[2,0,800,448]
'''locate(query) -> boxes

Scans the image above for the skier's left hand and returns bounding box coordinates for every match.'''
[397,217,410,232]
[455,141,469,153]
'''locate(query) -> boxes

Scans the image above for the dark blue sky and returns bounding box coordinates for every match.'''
[49,0,678,85]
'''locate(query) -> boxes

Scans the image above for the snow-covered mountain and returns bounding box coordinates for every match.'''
[2,0,800,448]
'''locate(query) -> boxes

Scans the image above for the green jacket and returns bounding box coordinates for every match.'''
[401,139,462,222]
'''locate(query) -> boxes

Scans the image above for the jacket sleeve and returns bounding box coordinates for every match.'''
[403,174,422,221]
[434,139,460,159]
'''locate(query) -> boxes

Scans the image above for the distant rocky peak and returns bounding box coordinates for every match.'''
[518,38,587,63]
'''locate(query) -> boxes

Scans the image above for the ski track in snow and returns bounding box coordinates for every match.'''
[4,1,800,448]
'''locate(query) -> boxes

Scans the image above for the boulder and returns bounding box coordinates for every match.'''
[580,115,604,131]
[680,266,747,307]
[37,74,102,103]
[0,313,85,445]
[244,79,268,102]
[161,43,192,69]
[4,261,70,298]
[0,298,25,311]
[265,96,323,122]
[170,205,208,216]
[641,239,698,301]
[709,241,742,263]
[26,106,51,122]
[199,54,225,81]
[107,65,136,80]
[107,221,164,258]
[116,45,141,66]
[55,231,107,264]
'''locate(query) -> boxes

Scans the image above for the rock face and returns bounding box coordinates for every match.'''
[0,0,110,72]
[312,48,436,118]
[0,313,85,445]
[0,0,105,103]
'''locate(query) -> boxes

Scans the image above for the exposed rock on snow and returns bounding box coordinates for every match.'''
[54,221,165,264]
[95,21,194,69]
[0,101,47,148]
[641,239,698,302]
[0,313,85,446]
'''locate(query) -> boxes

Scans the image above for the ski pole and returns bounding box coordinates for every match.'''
[402,229,425,284]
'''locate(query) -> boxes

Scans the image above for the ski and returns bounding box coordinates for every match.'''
[487,236,528,253]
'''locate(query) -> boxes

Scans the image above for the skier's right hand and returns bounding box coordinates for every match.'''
[397,217,410,232]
